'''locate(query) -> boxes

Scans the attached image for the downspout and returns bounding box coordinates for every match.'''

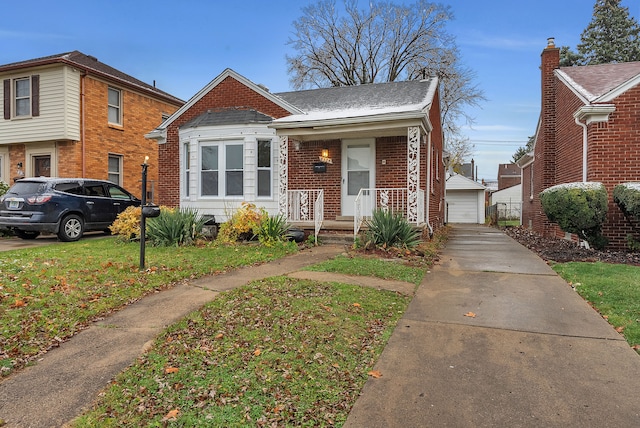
[574,116,587,182]
[81,71,86,177]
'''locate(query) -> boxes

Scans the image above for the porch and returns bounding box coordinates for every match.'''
[285,188,426,243]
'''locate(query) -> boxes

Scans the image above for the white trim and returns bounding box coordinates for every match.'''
[145,69,301,141]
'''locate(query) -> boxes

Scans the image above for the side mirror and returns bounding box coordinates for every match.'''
[142,205,161,218]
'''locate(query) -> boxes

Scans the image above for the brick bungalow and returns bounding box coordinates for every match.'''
[519,38,640,249]
[146,69,445,237]
[0,51,183,198]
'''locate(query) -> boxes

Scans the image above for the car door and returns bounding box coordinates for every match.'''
[82,182,114,225]
[104,183,139,220]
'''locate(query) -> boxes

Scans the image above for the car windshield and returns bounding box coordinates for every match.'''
[6,181,47,195]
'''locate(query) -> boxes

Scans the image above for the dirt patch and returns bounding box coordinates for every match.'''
[504,226,640,265]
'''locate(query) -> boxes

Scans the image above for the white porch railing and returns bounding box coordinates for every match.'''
[287,189,324,240]
[354,188,426,238]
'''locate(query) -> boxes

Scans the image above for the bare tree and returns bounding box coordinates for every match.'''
[287,0,484,164]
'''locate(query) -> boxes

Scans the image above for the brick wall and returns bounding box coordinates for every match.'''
[158,76,291,206]
[428,88,445,229]
[288,140,342,219]
[78,77,181,199]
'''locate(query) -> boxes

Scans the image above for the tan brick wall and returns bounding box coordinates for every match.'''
[79,77,181,199]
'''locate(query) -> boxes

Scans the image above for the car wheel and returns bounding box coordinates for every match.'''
[58,214,84,242]
[15,230,41,240]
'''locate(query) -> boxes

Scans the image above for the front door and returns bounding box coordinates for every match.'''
[341,139,375,216]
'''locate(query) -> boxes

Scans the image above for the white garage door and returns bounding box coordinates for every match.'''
[447,191,480,223]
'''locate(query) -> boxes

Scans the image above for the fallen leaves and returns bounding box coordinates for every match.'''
[162,409,180,421]
[464,312,476,318]
[368,370,383,378]
[165,367,180,374]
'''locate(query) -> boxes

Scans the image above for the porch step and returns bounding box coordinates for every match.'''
[317,231,354,245]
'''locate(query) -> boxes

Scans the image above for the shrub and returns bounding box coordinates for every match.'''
[110,206,143,241]
[613,182,640,219]
[539,182,609,249]
[146,208,207,247]
[255,214,290,247]
[364,208,421,249]
[217,203,266,243]
[0,181,9,197]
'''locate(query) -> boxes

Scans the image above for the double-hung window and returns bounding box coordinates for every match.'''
[108,154,122,185]
[257,140,272,197]
[14,78,31,117]
[200,143,244,197]
[108,87,122,125]
[3,75,39,120]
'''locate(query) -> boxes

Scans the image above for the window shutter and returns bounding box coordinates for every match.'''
[31,75,40,117]
[3,79,9,120]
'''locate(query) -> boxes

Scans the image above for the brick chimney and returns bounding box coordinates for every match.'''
[540,38,559,188]
[536,38,560,236]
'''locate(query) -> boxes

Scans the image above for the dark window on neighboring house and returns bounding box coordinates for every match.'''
[3,75,39,119]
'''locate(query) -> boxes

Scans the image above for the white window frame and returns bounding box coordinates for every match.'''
[14,77,31,117]
[199,141,244,198]
[108,87,122,125]
[108,154,123,185]
[256,139,272,198]
[183,142,191,198]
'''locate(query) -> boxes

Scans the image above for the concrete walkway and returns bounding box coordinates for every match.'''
[344,224,640,427]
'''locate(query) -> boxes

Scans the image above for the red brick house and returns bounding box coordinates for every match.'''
[519,38,640,249]
[147,69,445,237]
[497,163,521,190]
[0,51,183,198]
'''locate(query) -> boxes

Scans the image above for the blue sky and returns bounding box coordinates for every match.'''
[2,0,638,182]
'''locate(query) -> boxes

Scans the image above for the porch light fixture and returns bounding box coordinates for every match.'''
[319,148,333,164]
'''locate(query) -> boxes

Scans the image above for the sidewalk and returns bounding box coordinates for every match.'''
[0,245,345,428]
[344,224,640,427]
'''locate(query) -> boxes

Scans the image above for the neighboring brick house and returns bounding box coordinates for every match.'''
[497,163,520,190]
[519,38,640,249]
[0,51,183,199]
[146,69,445,236]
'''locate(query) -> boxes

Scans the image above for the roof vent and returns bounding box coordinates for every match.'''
[257,83,270,92]
[87,55,98,61]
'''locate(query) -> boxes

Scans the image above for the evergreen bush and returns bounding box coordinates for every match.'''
[613,182,640,219]
[539,182,609,249]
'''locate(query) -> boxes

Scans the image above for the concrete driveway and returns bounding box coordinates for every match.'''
[0,231,109,252]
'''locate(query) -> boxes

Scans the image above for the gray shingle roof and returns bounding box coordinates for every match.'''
[180,108,273,129]
[275,79,436,112]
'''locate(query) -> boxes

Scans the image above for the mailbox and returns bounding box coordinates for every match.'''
[142,204,161,218]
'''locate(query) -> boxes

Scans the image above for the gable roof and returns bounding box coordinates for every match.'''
[446,174,486,191]
[0,51,183,105]
[271,78,438,127]
[556,61,640,103]
[153,68,302,135]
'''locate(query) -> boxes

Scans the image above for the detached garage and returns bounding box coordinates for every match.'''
[445,174,486,224]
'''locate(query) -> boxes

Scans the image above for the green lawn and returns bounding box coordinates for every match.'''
[552,261,640,351]
[0,237,297,375]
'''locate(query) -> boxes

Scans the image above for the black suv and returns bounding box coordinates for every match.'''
[0,178,140,241]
